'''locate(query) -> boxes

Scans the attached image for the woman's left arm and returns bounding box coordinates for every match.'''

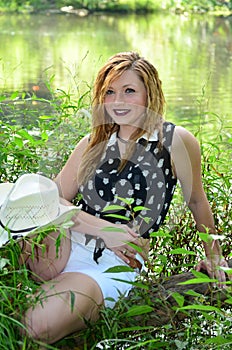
[171,126,230,284]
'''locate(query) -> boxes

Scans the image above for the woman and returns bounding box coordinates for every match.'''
[23,52,229,344]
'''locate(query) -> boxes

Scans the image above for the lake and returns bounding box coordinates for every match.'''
[0,11,232,131]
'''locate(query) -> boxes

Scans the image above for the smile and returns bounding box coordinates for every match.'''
[113,109,130,116]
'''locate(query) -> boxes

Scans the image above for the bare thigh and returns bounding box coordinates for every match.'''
[19,230,71,281]
[23,272,104,344]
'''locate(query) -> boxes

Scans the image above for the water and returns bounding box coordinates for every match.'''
[0,12,232,128]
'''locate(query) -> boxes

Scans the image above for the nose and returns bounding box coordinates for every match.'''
[113,91,124,103]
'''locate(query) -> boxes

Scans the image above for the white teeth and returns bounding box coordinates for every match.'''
[115,109,127,113]
[114,109,129,115]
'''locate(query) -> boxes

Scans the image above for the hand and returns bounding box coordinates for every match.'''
[100,224,138,250]
[196,256,231,288]
[108,229,149,266]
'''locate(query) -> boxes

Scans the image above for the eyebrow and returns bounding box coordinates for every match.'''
[108,83,136,89]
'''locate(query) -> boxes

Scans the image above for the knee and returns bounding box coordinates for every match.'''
[22,304,57,344]
[22,309,50,343]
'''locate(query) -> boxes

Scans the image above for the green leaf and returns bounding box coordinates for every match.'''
[41,130,49,141]
[127,241,142,253]
[10,91,19,99]
[17,129,36,142]
[191,270,210,278]
[205,335,232,345]
[0,95,6,102]
[216,266,232,274]
[150,231,172,238]
[13,136,23,147]
[70,291,75,312]
[104,265,134,273]
[123,305,153,317]
[178,277,217,285]
[174,340,188,350]
[142,216,152,224]
[119,325,154,332]
[101,226,126,233]
[104,214,130,221]
[224,298,232,305]
[60,220,76,229]
[0,258,10,270]
[39,115,54,120]
[169,248,196,255]
[102,205,126,212]
[133,206,151,212]
[197,232,212,243]
[178,304,220,312]
[184,290,202,297]
[171,292,185,307]
[109,278,149,289]
[116,196,134,205]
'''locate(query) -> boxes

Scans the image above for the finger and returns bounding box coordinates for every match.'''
[195,261,207,272]
[125,226,139,238]
[119,251,131,264]
[125,250,136,259]
[217,270,227,285]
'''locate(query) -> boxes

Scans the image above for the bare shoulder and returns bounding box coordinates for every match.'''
[75,134,90,152]
[66,134,90,166]
[172,125,201,155]
[173,125,199,145]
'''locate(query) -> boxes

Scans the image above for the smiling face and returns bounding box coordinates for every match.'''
[104,69,147,129]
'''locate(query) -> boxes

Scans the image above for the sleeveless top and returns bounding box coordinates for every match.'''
[78,121,177,262]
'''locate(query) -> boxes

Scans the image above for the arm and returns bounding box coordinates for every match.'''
[54,136,143,262]
[171,126,229,283]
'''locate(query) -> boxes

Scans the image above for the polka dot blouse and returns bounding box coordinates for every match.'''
[78,122,177,262]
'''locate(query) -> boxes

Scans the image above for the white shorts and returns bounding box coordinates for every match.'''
[62,231,144,308]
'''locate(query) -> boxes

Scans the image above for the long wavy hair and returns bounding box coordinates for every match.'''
[78,51,165,185]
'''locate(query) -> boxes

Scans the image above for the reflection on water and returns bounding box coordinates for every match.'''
[0,12,232,128]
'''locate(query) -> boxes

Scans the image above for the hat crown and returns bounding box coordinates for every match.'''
[0,174,59,231]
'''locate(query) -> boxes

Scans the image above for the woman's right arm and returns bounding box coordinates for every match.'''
[55,135,89,201]
[54,137,140,259]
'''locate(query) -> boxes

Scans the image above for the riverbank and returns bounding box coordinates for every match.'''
[0,0,231,16]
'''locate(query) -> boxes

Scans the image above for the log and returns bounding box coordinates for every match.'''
[124,259,232,327]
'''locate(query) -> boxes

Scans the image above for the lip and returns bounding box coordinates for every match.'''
[113,108,130,116]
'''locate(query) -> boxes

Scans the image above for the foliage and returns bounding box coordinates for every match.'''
[0,0,231,13]
[0,78,231,349]
[0,78,91,182]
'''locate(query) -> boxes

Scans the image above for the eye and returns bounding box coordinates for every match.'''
[105,89,114,95]
[125,88,135,93]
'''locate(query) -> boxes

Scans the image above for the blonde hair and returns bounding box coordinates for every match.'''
[78,51,165,184]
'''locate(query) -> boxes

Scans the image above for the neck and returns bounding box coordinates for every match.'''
[117,133,129,143]
[117,126,137,141]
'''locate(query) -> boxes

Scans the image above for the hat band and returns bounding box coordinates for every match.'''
[0,219,37,234]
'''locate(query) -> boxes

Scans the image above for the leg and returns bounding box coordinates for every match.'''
[23,272,104,344]
[18,230,71,281]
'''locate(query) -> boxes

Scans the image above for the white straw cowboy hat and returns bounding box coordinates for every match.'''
[0,173,80,247]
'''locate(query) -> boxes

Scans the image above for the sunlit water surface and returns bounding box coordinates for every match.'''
[0,12,231,131]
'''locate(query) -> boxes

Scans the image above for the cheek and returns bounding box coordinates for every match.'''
[138,93,147,107]
[104,102,112,116]
[104,94,113,104]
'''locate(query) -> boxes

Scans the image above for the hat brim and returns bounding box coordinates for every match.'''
[0,183,14,206]
[0,182,81,247]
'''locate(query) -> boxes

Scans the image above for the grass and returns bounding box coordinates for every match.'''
[0,77,231,349]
